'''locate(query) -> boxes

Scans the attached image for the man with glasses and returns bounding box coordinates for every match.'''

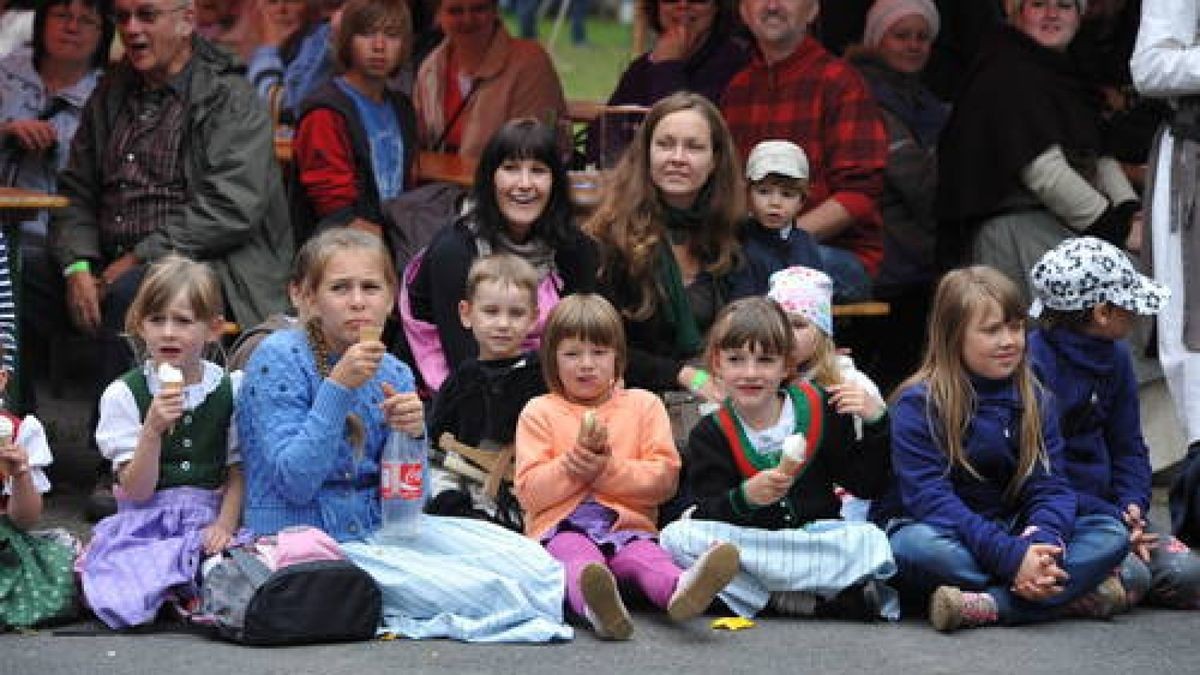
[51,0,291,382]
[51,0,291,521]
[721,0,887,303]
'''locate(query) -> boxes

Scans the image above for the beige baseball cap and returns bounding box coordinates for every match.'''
[746,140,810,182]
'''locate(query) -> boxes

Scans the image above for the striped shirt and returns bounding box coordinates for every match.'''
[98,70,189,259]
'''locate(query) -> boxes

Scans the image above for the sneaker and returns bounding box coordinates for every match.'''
[1061,575,1128,619]
[814,581,882,622]
[928,586,999,632]
[667,541,740,622]
[580,563,633,640]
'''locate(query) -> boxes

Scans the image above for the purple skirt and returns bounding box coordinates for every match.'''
[79,486,243,629]
[540,500,657,552]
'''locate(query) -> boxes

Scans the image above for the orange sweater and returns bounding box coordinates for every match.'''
[514,388,680,539]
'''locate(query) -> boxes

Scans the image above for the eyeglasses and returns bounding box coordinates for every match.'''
[47,8,103,29]
[110,4,187,26]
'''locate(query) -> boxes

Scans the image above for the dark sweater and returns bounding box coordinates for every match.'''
[686,385,890,530]
[430,351,546,447]
[728,217,823,298]
[1028,328,1150,521]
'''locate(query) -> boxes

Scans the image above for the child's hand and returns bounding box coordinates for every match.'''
[0,442,30,477]
[145,386,185,436]
[381,383,424,437]
[329,340,385,389]
[1123,504,1158,561]
[1011,543,1067,601]
[743,468,794,507]
[201,523,234,555]
[827,382,884,422]
[563,437,609,484]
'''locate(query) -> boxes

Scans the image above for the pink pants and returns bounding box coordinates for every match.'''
[545,531,682,616]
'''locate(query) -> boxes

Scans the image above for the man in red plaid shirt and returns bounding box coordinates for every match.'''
[722,0,886,301]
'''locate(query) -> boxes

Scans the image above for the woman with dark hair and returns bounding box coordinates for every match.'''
[405,117,597,390]
[584,92,742,399]
[291,0,417,244]
[4,0,112,398]
[585,0,747,167]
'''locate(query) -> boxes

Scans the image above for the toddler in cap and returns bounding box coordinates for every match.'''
[768,266,886,519]
[1027,237,1200,611]
[729,141,823,298]
[1029,235,1168,320]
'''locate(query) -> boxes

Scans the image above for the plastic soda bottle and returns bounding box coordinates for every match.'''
[378,431,426,541]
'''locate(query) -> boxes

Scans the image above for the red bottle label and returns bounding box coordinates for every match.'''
[381,462,423,500]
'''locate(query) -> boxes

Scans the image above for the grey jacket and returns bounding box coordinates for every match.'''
[51,36,292,326]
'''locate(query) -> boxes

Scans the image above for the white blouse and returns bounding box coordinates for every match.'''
[95,360,243,469]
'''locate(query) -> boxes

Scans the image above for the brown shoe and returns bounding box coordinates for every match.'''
[581,563,633,640]
[929,586,999,633]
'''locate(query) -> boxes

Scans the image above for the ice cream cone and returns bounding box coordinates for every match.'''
[157,363,185,434]
[359,324,383,343]
[777,433,807,475]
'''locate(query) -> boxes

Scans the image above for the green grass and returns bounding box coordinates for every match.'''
[500,13,636,101]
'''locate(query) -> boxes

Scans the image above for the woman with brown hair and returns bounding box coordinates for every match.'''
[585,92,742,399]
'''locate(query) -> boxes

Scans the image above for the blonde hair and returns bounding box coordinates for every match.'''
[292,228,397,451]
[802,330,842,388]
[125,255,224,354]
[292,228,397,314]
[539,294,627,399]
[706,297,798,373]
[898,266,1047,498]
[585,92,745,322]
[464,253,539,310]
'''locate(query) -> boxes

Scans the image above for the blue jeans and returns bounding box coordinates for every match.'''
[817,245,872,303]
[888,515,1129,625]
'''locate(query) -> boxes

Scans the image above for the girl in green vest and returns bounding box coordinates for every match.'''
[79,255,247,629]
[660,296,897,620]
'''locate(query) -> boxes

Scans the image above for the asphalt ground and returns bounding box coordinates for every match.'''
[6,489,1199,675]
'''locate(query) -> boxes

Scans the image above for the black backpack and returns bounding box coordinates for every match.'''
[200,547,381,646]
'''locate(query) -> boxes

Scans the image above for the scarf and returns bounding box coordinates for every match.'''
[654,243,703,355]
